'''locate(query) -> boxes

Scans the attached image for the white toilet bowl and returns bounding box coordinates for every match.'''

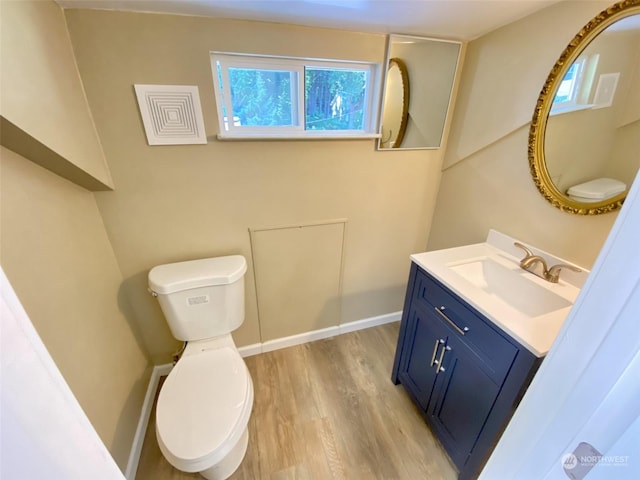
[155,340,253,480]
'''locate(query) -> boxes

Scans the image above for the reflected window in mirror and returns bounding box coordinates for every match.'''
[551,55,599,115]
[555,60,584,103]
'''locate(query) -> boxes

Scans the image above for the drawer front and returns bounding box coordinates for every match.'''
[413,267,518,384]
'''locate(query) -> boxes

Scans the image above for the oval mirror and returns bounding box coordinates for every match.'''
[379,58,410,148]
[529,0,640,215]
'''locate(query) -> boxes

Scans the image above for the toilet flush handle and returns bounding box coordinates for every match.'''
[147,288,158,297]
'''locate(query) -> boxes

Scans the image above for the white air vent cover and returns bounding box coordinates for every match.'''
[134,84,207,145]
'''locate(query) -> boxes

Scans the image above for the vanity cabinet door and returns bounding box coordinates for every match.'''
[397,305,452,410]
[426,335,501,468]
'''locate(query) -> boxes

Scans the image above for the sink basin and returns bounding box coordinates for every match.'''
[410,230,588,357]
[449,257,571,318]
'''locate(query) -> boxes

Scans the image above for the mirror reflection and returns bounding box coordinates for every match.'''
[545,13,640,203]
[529,2,640,214]
[378,34,461,150]
[380,58,409,148]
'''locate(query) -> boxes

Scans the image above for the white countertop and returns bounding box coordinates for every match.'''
[410,230,589,357]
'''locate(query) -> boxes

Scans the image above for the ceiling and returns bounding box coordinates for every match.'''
[55,0,561,40]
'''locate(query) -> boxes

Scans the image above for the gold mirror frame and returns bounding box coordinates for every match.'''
[380,58,410,148]
[529,0,640,215]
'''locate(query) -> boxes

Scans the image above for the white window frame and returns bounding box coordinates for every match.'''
[551,57,586,113]
[551,54,600,116]
[211,52,381,140]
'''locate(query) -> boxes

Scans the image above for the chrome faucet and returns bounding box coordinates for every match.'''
[514,242,581,283]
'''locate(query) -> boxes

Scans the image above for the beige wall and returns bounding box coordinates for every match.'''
[429,0,621,268]
[609,119,640,186]
[0,0,113,188]
[0,148,150,470]
[0,1,149,470]
[64,9,447,363]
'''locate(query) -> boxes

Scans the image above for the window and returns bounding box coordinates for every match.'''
[211,53,380,139]
[554,58,585,105]
[551,54,599,115]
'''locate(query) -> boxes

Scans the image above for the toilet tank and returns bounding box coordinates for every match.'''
[148,256,247,342]
[567,177,626,202]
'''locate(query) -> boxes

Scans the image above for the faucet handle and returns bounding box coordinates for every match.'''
[546,263,582,283]
[514,242,534,261]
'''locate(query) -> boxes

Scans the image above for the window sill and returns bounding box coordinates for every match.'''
[216,133,381,141]
[550,104,594,116]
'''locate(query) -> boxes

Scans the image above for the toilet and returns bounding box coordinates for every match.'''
[148,255,253,480]
[567,177,626,203]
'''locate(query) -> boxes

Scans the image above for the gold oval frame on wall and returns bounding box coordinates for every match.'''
[528,0,640,215]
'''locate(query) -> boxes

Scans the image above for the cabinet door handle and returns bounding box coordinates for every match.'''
[435,344,452,372]
[435,306,469,336]
[430,339,445,367]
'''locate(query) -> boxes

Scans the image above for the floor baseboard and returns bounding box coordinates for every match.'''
[125,363,172,480]
[125,311,401,478]
[239,310,402,356]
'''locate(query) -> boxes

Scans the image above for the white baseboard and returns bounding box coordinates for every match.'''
[126,311,401,477]
[238,310,402,357]
[125,363,172,480]
[337,310,401,335]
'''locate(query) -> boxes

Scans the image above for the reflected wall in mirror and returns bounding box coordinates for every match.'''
[380,58,409,148]
[529,0,640,215]
[378,34,462,150]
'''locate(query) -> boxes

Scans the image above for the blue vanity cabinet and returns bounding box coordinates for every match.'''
[392,262,541,479]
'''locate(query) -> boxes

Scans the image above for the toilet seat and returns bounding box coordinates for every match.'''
[156,347,253,473]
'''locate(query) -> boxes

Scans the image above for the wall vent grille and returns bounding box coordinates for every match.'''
[134,84,207,145]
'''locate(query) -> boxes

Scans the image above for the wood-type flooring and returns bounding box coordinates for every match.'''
[135,322,457,480]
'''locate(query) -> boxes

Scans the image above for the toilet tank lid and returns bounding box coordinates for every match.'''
[567,178,626,200]
[149,255,247,294]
